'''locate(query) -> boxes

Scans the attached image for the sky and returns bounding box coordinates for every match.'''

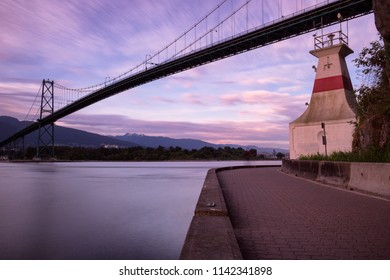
[0,0,379,149]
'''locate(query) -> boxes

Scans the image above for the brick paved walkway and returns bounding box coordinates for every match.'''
[217,167,390,259]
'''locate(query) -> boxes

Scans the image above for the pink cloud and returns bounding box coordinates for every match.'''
[181,93,207,105]
[0,81,43,119]
[153,96,176,104]
[219,95,243,105]
[57,113,290,148]
[0,0,376,151]
[220,90,304,106]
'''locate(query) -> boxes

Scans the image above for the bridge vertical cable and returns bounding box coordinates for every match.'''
[22,0,354,121]
[24,83,42,123]
[1,0,373,152]
[52,0,331,104]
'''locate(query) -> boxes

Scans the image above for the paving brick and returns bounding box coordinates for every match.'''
[217,167,390,260]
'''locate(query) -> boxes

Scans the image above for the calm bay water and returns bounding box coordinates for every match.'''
[0,160,279,260]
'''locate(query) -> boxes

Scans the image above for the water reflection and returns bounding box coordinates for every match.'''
[0,161,279,259]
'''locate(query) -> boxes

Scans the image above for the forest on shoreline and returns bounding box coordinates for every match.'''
[8,145,285,161]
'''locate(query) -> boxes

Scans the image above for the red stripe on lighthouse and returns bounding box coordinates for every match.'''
[312,75,353,93]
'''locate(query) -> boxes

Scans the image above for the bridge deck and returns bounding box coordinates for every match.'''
[217,167,390,259]
[0,0,373,148]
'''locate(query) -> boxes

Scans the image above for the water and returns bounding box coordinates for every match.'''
[0,160,280,260]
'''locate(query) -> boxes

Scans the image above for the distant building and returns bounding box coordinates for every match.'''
[289,28,357,159]
[102,144,119,149]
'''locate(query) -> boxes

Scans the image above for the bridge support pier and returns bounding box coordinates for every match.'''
[35,79,55,160]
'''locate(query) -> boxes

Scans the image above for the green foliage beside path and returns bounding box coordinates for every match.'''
[299,148,390,163]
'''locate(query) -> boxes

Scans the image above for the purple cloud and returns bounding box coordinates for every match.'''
[0,0,379,150]
[57,113,289,148]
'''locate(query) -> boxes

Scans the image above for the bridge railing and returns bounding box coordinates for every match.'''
[54,0,342,104]
[50,0,353,117]
[1,0,373,150]
[50,0,352,118]
[140,0,342,73]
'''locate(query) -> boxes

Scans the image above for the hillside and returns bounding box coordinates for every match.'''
[114,133,219,150]
[113,133,288,154]
[0,116,137,147]
[0,116,288,154]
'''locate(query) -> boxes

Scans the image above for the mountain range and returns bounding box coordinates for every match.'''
[113,133,287,154]
[0,116,288,154]
[0,116,136,147]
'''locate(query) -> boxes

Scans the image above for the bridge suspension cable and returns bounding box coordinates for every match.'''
[52,0,341,97]
[23,83,42,122]
[0,0,373,150]
[52,0,259,95]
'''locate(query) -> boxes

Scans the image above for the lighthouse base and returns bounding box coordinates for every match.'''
[289,119,355,159]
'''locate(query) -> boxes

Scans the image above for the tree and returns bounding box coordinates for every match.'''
[353,38,389,119]
[372,0,390,86]
[353,37,390,151]
[276,152,285,159]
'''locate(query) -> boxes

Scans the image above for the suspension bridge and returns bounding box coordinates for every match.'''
[0,0,373,158]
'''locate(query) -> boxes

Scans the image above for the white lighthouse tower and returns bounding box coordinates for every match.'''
[289,25,357,159]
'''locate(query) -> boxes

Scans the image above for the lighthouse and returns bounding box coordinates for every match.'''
[289,27,357,159]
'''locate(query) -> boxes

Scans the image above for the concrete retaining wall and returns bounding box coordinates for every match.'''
[180,164,281,259]
[349,162,390,198]
[193,169,229,217]
[180,168,242,259]
[282,159,390,198]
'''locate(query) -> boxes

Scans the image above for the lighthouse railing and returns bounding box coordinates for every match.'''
[313,30,348,50]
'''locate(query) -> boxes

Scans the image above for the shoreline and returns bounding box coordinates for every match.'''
[1,159,283,163]
[180,164,281,260]
[181,163,390,259]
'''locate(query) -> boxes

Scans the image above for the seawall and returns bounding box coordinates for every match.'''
[281,159,390,199]
[180,165,280,260]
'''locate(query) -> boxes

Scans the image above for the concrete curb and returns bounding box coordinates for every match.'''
[179,216,242,260]
[180,164,281,260]
[180,168,242,260]
[194,169,228,216]
[282,159,390,199]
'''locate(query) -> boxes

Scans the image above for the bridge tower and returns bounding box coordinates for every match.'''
[35,79,55,159]
[289,26,357,159]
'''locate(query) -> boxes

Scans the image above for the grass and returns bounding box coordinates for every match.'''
[298,148,390,163]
